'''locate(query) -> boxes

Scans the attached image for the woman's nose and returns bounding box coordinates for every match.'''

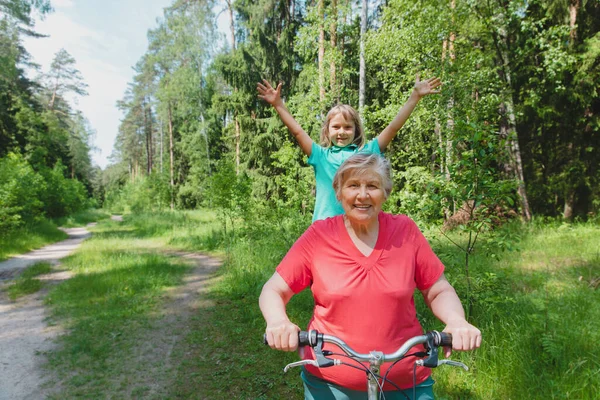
[357,186,369,198]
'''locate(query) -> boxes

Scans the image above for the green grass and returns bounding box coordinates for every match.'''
[0,220,67,262]
[53,208,111,228]
[424,220,600,399]
[0,209,110,262]
[5,261,53,300]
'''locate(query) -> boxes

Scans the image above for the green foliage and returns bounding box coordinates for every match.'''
[0,152,44,232]
[1,9,95,226]
[53,209,110,228]
[38,162,90,218]
[205,158,251,235]
[385,166,446,224]
[103,172,171,214]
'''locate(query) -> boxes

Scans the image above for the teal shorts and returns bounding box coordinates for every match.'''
[301,367,435,400]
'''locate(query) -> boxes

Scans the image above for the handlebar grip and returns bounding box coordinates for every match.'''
[438,332,452,347]
[263,331,311,346]
[298,331,310,346]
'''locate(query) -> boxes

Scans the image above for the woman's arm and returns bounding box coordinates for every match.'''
[257,80,314,156]
[421,274,482,357]
[377,76,442,151]
[259,272,301,351]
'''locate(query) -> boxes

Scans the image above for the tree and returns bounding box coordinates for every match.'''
[43,48,88,111]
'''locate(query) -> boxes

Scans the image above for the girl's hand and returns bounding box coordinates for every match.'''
[264,320,301,352]
[442,319,482,358]
[257,79,283,106]
[413,76,442,98]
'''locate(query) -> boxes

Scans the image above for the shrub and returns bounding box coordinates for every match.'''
[0,153,45,233]
[38,162,89,218]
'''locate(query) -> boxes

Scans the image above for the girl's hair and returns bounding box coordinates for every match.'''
[333,153,393,200]
[320,104,365,148]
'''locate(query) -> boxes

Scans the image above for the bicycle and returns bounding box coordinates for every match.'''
[265,330,469,400]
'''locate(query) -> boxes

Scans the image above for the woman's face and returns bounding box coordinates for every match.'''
[340,170,386,224]
[328,113,355,148]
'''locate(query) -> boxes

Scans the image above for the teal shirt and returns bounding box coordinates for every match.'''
[307,139,381,222]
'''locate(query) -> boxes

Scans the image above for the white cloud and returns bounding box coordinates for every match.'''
[22,1,176,169]
[23,11,146,169]
[52,0,75,8]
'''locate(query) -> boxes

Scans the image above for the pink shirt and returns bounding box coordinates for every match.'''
[276,212,445,391]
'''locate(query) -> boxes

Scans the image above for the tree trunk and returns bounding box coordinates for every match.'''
[168,104,175,210]
[201,113,210,174]
[318,0,325,105]
[144,103,153,174]
[235,116,240,175]
[49,77,59,110]
[569,0,579,44]
[359,0,367,114]
[329,0,337,99]
[563,0,579,220]
[159,119,164,173]
[563,191,575,221]
[226,0,236,51]
[493,14,532,221]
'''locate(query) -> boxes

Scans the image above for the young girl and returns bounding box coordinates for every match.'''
[257,77,441,221]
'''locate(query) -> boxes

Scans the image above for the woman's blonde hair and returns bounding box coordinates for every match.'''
[333,153,393,200]
[320,104,365,148]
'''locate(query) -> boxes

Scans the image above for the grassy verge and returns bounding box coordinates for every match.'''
[0,220,67,262]
[0,209,110,262]
[5,261,53,300]
[53,209,111,228]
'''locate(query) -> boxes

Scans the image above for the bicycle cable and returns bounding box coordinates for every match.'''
[379,351,427,400]
[327,352,411,400]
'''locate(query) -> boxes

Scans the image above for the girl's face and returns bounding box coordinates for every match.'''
[328,113,355,148]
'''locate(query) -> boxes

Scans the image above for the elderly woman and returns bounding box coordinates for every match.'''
[259,153,481,399]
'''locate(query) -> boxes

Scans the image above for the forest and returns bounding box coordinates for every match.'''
[1,0,599,398]
[2,0,599,228]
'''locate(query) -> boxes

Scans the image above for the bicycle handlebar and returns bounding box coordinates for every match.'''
[264,330,452,362]
[264,329,468,373]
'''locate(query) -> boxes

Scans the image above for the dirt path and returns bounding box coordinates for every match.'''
[0,216,222,399]
[115,252,222,399]
[0,225,95,400]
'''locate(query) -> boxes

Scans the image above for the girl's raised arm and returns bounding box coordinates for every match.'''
[257,79,313,157]
[376,76,442,151]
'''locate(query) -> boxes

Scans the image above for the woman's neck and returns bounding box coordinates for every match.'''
[344,214,379,256]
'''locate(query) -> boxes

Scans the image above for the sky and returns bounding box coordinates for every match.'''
[23,0,228,169]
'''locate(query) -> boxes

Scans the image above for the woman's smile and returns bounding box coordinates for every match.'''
[340,171,386,223]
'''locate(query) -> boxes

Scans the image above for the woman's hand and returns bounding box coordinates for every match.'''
[265,319,301,352]
[442,319,482,358]
[257,79,283,107]
[412,76,442,98]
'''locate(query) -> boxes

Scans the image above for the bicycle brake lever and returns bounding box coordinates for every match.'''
[437,359,469,371]
[283,359,319,373]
